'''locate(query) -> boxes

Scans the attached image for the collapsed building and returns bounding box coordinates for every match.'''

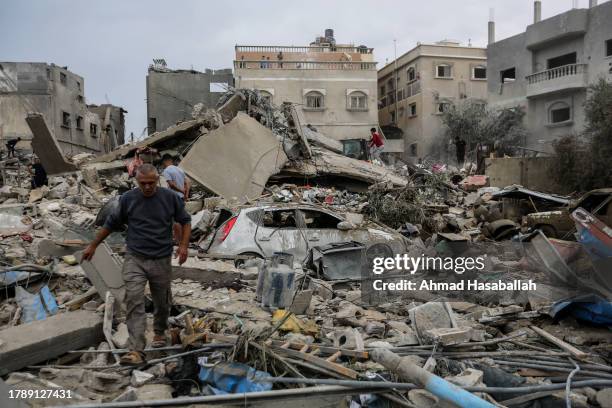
[0,87,611,407]
[0,62,126,156]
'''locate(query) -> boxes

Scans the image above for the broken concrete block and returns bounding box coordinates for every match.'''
[78,243,125,311]
[424,327,473,346]
[112,323,129,349]
[5,372,91,405]
[447,369,484,387]
[365,321,386,336]
[333,328,364,350]
[0,310,103,376]
[180,112,289,203]
[135,384,173,401]
[131,370,154,387]
[409,302,452,344]
[289,290,312,315]
[597,389,612,408]
[408,389,438,407]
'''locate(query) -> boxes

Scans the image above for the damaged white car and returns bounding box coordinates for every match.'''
[201,204,409,263]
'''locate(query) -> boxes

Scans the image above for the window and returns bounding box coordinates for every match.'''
[549,102,571,124]
[76,116,83,130]
[90,123,98,136]
[305,91,324,109]
[60,72,67,85]
[387,78,395,90]
[348,91,367,110]
[46,68,51,80]
[407,67,416,82]
[299,209,342,228]
[436,102,451,114]
[501,68,516,84]
[262,210,298,228]
[62,112,70,127]
[399,107,405,117]
[473,66,487,80]
[409,103,417,117]
[76,81,81,91]
[380,85,386,95]
[77,95,84,103]
[436,64,452,78]
[390,110,396,123]
[606,39,612,57]
[547,52,576,69]
[397,88,404,101]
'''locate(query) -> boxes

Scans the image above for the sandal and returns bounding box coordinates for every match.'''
[151,334,167,348]
[120,351,145,365]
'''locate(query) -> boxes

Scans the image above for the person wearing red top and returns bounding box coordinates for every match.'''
[368,128,385,162]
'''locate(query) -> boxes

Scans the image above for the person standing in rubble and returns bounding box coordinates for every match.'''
[29,157,48,189]
[5,137,21,158]
[82,164,191,365]
[454,136,466,167]
[277,51,283,68]
[368,127,385,162]
[161,154,190,200]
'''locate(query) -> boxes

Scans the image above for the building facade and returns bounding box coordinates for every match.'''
[0,62,114,155]
[146,60,234,134]
[86,104,127,150]
[233,29,380,144]
[487,0,612,152]
[378,41,488,160]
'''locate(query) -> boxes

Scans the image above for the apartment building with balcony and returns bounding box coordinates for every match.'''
[233,29,381,147]
[378,41,488,160]
[487,0,612,152]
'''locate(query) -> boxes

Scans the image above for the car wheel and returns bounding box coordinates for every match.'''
[365,243,393,268]
[235,252,264,268]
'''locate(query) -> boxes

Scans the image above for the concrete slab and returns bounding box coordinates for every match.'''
[77,243,125,311]
[0,310,103,376]
[180,112,288,203]
[25,113,77,175]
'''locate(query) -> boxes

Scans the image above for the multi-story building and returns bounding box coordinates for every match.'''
[233,29,381,145]
[146,60,233,134]
[86,103,127,150]
[487,0,612,152]
[378,41,488,160]
[0,62,118,155]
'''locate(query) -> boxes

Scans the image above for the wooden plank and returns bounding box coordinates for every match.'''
[272,347,359,379]
[103,292,120,364]
[269,340,369,359]
[530,326,589,361]
[0,310,103,376]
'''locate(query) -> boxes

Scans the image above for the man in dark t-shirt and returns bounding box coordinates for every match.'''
[82,164,191,365]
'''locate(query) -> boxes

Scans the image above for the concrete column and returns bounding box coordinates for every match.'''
[488,22,495,45]
[590,0,598,7]
[534,1,542,23]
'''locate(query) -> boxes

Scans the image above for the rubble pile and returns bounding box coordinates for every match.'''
[1,88,611,407]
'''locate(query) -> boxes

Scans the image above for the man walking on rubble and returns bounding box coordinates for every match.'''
[368,127,385,163]
[82,163,191,365]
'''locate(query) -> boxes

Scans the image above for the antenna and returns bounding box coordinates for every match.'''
[489,8,495,22]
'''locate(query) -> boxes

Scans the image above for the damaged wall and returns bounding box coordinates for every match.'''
[146,66,234,134]
[0,62,119,156]
[485,156,562,193]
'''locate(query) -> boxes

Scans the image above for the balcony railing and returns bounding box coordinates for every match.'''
[236,45,374,54]
[526,63,588,85]
[379,80,421,108]
[234,60,377,71]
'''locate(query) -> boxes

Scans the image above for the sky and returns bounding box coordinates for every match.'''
[0,0,600,140]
